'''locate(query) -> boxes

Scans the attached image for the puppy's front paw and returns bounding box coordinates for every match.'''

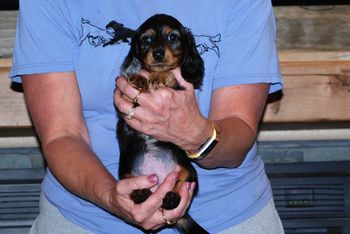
[161,191,181,210]
[129,74,148,92]
[148,72,177,89]
[130,188,152,204]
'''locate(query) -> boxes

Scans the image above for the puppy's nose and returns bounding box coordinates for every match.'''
[152,48,165,61]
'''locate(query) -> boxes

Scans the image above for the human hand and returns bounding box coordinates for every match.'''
[114,68,211,151]
[107,171,195,231]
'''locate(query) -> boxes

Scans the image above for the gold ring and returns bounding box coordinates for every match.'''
[132,91,141,104]
[126,105,136,120]
[162,209,177,226]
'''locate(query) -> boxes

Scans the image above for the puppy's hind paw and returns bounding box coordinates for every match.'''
[130,188,152,204]
[161,191,181,210]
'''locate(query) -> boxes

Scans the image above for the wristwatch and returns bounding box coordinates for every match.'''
[185,122,220,161]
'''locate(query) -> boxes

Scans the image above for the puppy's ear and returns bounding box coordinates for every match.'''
[180,28,204,90]
[121,33,142,77]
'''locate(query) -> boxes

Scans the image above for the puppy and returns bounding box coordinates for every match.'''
[117,14,207,234]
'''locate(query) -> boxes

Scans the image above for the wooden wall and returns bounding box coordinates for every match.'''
[264,51,350,123]
[1,50,350,146]
[1,6,350,145]
[2,52,350,128]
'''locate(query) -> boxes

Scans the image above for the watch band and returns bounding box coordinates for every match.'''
[186,122,220,160]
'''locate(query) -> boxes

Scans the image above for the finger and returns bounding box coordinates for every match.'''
[117,174,159,195]
[171,68,193,90]
[115,86,131,106]
[132,91,142,104]
[115,89,146,122]
[115,76,128,91]
[122,101,161,134]
[182,182,196,214]
[139,69,150,78]
[139,215,166,231]
[141,171,179,212]
[163,181,195,220]
[177,182,193,213]
[116,76,141,101]
[114,89,134,113]
[143,209,168,231]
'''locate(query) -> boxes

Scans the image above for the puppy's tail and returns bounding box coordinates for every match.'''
[176,214,209,234]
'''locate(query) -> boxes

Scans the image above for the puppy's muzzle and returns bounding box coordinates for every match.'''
[152,47,165,61]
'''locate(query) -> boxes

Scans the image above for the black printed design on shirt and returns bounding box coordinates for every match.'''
[195,34,221,57]
[79,18,135,47]
[79,18,221,57]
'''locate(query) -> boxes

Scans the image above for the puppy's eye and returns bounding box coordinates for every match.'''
[167,33,179,42]
[141,35,152,46]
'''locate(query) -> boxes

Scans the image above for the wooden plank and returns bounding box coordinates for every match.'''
[257,128,350,141]
[2,127,350,146]
[0,137,39,148]
[274,6,350,51]
[0,58,12,69]
[279,50,350,62]
[263,62,350,122]
[0,59,31,128]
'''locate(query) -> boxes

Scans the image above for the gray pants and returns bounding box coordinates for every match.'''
[29,194,92,234]
[30,193,284,234]
[218,199,284,234]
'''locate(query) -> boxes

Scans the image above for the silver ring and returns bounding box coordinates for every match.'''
[126,105,136,120]
[132,91,141,104]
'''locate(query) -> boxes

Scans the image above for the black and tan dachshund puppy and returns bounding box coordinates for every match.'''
[117,14,208,234]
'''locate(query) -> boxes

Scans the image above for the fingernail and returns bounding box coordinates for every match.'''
[148,174,158,183]
[172,172,179,180]
[191,182,196,191]
[186,182,191,190]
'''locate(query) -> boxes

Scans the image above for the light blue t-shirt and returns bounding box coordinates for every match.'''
[10,0,282,233]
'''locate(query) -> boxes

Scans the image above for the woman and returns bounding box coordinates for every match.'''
[10,0,284,233]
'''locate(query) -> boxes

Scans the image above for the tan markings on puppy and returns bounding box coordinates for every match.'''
[174,166,190,193]
[141,29,155,70]
[148,71,177,90]
[140,29,155,51]
[163,26,182,68]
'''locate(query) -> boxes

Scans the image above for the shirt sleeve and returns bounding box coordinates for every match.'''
[213,0,282,93]
[9,0,78,82]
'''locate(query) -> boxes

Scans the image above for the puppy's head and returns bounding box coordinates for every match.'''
[137,14,183,72]
[122,14,204,89]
